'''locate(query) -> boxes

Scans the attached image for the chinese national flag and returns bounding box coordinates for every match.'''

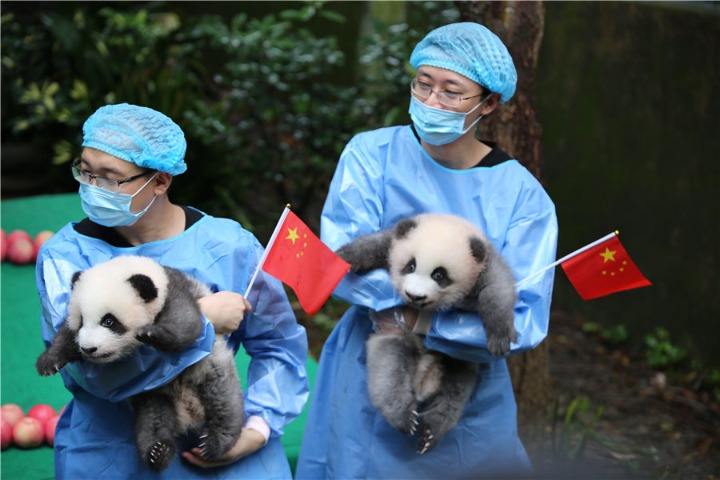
[262,210,350,315]
[561,235,651,300]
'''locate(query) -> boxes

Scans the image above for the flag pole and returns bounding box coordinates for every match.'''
[515,231,619,288]
[244,205,291,298]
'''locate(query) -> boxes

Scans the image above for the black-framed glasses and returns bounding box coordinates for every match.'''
[71,161,154,193]
[410,79,489,108]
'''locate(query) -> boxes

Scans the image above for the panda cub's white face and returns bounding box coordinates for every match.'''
[388,214,488,311]
[66,256,169,363]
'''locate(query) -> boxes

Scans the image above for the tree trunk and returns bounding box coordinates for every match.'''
[455,1,549,440]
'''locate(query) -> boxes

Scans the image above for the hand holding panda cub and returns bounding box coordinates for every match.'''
[336,213,517,454]
[35,255,245,471]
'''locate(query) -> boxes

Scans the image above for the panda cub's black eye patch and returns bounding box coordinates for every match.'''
[100,313,127,335]
[431,267,452,288]
[402,258,416,275]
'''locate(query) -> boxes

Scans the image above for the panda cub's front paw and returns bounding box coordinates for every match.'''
[135,325,161,348]
[36,353,63,376]
[486,326,518,357]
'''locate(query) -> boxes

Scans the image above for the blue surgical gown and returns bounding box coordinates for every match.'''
[295,126,558,479]
[36,209,309,479]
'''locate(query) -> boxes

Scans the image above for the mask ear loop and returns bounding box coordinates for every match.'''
[130,172,160,198]
[461,94,493,135]
[128,172,159,216]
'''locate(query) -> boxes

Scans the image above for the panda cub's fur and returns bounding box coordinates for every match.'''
[36,255,244,471]
[336,213,517,453]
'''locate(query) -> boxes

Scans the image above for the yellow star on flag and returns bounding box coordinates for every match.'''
[285,227,300,245]
[599,247,617,263]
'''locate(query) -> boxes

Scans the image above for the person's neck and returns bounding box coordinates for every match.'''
[422,134,491,170]
[115,197,185,246]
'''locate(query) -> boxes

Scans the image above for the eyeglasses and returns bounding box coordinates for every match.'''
[71,161,154,193]
[410,79,488,108]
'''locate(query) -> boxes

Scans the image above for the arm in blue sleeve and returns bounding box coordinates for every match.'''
[36,252,215,403]
[320,134,404,312]
[233,250,309,438]
[424,188,559,363]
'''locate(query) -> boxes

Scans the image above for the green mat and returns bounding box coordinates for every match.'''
[1,194,315,479]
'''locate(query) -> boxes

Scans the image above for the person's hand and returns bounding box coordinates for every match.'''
[181,428,266,468]
[197,291,251,335]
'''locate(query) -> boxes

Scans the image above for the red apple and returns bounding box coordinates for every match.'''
[0,228,7,261]
[7,237,35,265]
[12,417,44,448]
[45,414,61,446]
[1,419,13,450]
[6,229,32,246]
[1,403,25,428]
[33,230,54,257]
[27,404,56,427]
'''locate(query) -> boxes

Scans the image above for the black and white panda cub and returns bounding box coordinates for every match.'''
[36,255,244,471]
[336,213,517,454]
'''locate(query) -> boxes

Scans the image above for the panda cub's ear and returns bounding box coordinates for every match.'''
[127,274,159,303]
[70,271,83,289]
[469,236,488,264]
[394,218,418,239]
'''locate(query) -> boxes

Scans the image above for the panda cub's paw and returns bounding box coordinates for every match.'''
[197,432,229,460]
[486,325,517,357]
[35,357,61,377]
[418,425,437,454]
[135,325,156,344]
[145,441,174,471]
[35,353,64,376]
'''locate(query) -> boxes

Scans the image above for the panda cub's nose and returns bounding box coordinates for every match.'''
[405,292,427,303]
[81,346,97,355]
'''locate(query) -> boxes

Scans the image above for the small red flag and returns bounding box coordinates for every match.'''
[261,210,350,315]
[561,234,651,300]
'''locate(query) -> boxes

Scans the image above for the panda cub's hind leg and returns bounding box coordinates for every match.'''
[131,391,180,471]
[193,343,245,460]
[414,354,479,454]
[366,332,423,436]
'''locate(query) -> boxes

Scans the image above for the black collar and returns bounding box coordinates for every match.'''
[73,206,203,247]
[409,125,512,168]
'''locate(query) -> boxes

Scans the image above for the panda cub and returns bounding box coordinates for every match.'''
[336,213,517,454]
[36,255,244,471]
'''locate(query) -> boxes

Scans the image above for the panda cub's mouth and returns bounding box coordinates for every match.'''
[403,296,434,310]
[83,351,116,363]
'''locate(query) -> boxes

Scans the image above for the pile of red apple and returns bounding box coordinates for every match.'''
[1,403,64,450]
[0,228,54,265]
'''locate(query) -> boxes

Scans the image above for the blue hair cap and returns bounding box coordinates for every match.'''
[82,103,187,175]
[410,22,517,103]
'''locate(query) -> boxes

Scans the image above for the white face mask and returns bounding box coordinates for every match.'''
[79,173,158,227]
[408,95,490,146]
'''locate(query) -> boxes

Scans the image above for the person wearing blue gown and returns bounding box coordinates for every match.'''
[295,23,558,479]
[36,103,309,479]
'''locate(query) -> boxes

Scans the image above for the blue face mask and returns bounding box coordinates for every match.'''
[79,173,158,227]
[409,96,489,146]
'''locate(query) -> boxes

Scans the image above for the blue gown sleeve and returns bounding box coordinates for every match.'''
[320,134,405,312]
[424,182,558,363]
[229,242,309,437]
[35,236,216,403]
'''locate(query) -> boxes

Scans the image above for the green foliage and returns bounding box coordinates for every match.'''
[2,1,459,232]
[1,6,205,167]
[551,396,605,462]
[643,327,687,369]
[173,6,359,226]
[582,321,629,344]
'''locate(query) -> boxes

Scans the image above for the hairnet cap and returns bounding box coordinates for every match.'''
[82,103,187,175]
[410,22,517,103]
